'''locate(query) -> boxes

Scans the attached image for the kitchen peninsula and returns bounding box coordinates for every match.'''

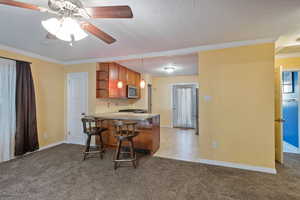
[92,112,160,154]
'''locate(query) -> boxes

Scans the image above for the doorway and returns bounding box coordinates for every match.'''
[172,84,198,129]
[282,71,300,154]
[67,72,88,145]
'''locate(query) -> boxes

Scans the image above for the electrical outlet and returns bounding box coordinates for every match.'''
[212,141,218,148]
[204,96,212,101]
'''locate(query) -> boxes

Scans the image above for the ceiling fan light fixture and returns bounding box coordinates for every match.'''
[42,17,88,42]
[42,17,60,36]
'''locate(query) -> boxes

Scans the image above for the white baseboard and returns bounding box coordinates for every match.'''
[64,140,85,146]
[284,141,300,154]
[0,141,66,163]
[154,154,276,174]
[39,141,66,151]
[198,159,277,174]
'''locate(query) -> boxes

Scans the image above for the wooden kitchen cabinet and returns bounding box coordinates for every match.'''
[118,64,127,98]
[134,72,141,98]
[96,63,109,98]
[126,69,135,86]
[97,115,160,155]
[108,63,119,98]
[97,62,141,99]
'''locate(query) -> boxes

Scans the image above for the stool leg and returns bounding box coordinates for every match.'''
[114,140,122,170]
[99,134,104,159]
[83,134,91,161]
[129,139,136,168]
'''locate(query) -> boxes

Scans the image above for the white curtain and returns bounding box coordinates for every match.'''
[175,87,193,128]
[0,58,16,162]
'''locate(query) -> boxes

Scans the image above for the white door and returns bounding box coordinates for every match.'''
[67,72,88,145]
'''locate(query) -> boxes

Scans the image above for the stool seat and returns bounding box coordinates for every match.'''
[81,116,107,160]
[113,120,139,170]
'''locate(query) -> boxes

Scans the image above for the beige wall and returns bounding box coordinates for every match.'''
[198,43,275,169]
[0,49,65,147]
[152,75,198,127]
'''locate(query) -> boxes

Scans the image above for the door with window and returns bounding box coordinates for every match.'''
[172,84,197,129]
[67,72,88,145]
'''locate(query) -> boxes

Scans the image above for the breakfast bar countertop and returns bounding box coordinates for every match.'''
[90,112,160,121]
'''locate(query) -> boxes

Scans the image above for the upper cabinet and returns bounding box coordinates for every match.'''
[96,62,141,99]
[117,64,127,98]
[126,69,135,86]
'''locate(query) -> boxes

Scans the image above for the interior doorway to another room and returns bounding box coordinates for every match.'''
[155,82,200,162]
[172,83,198,131]
[282,71,300,154]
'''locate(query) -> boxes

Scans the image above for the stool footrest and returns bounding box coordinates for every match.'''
[113,158,136,162]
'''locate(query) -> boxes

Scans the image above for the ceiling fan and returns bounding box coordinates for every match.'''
[0,0,133,44]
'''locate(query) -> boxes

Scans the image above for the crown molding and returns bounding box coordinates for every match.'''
[0,38,276,66]
[64,37,276,65]
[0,43,63,64]
[275,52,300,59]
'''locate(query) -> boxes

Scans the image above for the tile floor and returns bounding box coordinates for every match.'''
[154,127,200,162]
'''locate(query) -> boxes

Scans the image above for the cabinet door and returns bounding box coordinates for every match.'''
[126,69,135,86]
[118,64,127,98]
[108,63,119,98]
[98,63,109,72]
[135,72,141,98]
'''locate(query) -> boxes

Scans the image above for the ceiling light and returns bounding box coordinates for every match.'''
[42,17,88,42]
[164,66,175,73]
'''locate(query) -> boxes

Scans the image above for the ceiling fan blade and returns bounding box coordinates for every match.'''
[0,0,41,11]
[85,6,133,18]
[81,22,116,44]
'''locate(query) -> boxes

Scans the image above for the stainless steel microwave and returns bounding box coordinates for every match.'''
[127,85,138,99]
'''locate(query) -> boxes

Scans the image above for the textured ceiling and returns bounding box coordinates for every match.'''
[116,54,198,76]
[1,0,300,63]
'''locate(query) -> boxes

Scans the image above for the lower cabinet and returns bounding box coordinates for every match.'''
[96,116,160,155]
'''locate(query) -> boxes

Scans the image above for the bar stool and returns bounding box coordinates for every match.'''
[113,121,139,170]
[81,116,107,160]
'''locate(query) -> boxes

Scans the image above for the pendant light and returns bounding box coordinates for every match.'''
[140,57,146,89]
[140,79,146,89]
[117,80,123,89]
[117,64,123,89]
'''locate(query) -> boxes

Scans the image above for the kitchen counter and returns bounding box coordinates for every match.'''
[91,112,159,121]
[88,112,160,154]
